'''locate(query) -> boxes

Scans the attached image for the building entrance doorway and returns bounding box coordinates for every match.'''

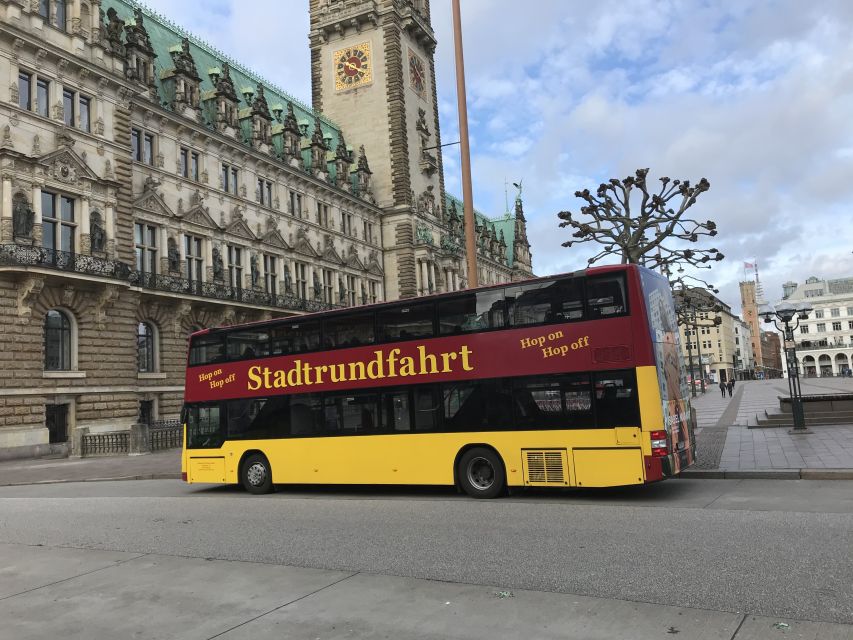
[45,404,69,443]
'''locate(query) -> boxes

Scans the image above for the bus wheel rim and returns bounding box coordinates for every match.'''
[246,462,267,486]
[467,457,494,490]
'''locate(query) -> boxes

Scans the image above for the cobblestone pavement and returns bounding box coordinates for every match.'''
[692,378,853,471]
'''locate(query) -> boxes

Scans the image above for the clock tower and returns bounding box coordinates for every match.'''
[309,0,447,299]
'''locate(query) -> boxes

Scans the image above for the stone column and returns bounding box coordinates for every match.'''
[79,196,90,254]
[31,183,42,246]
[104,203,115,258]
[204,237,214,282]
[305,264,315,301]
[1,176,12,243]
[159,225,169,274]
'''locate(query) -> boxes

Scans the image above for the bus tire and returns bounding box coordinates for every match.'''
[458,447,505,499]
[241,453,273,495]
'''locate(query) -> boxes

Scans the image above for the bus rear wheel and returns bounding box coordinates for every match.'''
[241,454,273,495]
[458,448,505,499]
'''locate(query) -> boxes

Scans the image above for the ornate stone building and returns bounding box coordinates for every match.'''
[0,0,533,458]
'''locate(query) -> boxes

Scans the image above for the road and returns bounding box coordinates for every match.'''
[0,479,852,638]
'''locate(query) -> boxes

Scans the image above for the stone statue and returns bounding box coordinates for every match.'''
[417,186,436,216]
[284,265,293,293]
[312,271,322,300]
[212,246,224,281]
[283,265,293,294]
[105,8,125,50]
[361,282,367,306]
[12,195,33,239]
[250,254,259,287]
[90,211,106,252]
[338,276,346,303]
[167,237,180,272]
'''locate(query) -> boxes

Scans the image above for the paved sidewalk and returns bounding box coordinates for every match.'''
[689,378,853,476]
[0,449,181,486]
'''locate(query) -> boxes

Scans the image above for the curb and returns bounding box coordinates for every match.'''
[0,473,182,487]
[680,469,853,480]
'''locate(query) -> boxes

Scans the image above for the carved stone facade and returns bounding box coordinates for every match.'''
[0,0,532,459]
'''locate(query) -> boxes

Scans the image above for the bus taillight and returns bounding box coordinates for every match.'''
[650,431,669,457]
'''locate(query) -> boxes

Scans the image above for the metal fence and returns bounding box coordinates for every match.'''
[82,432,129,456]
[149,420,182,452]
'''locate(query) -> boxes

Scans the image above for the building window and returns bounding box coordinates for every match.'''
[370,281,379,304]
[36,78,50,117]
[800,325,809,334]
[134,222,157,275]
[347,275,357,306]
[322,269,334,303]
[227,245,243,289]
[257,178,273,206]
[55,0,67,30]
[849,321,853,330]
[63,88,74,127]
[342,212,353,236]
[38,0,49,18]
[817,323,826,332]
[832,322,842,331]
[44,309,72,371]
[316,202,329,226]
[263,255,277,295]
[78,95,90,132]
[294,261,308,299]
[831,308,840,317]
[137,322,156,373]
[131,129,155,164]
[42,192,75,253]
[185,234,203,283]
[288,190,302,216]
[815,310,824,319]
[180,148,200,180]
[18,72,32,111]
[221,163,239,194]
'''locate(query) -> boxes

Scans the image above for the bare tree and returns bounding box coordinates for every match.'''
[557,168,723,277]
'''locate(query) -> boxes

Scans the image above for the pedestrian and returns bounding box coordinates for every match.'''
[720,381,726,398]
[726,380,734,397]
[731,378,736,388]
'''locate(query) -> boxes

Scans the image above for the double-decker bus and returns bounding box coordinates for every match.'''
[182,264,694,498]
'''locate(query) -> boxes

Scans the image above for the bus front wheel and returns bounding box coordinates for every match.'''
[241,453,273,495]
[458,448,505,499]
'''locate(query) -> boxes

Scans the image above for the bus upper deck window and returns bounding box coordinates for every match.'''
[188,335,224,366]
[506,278,584,327]
[587,275,627,318]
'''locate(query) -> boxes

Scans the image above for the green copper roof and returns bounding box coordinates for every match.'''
[102,0,345,177]
[445,193,518,266]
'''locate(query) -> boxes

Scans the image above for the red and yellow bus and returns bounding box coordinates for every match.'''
[182,264,694,497]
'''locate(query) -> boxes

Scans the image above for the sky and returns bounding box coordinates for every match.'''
[140,0,853,314]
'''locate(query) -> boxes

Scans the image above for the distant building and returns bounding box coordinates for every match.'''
[676,288,740,383]
[760,331,783,378]
[733,318,755,380]
[781,275,853,376]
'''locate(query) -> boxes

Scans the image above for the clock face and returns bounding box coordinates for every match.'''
[409,49,426,98]
[334,42,372,91]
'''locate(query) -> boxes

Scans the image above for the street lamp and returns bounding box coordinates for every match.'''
[760,301,813,433]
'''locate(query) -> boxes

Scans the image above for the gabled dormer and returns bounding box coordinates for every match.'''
[334,132,353,188]
[353,145,373,202]
[279,102,302,166]
[123,8,158,101]
[207,62,239,137]
[249,83,273,150]
[309,117,328,179]
[164,37,201,118]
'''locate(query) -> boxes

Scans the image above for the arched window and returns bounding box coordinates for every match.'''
[44,309,72,371]
[137,322,156,372]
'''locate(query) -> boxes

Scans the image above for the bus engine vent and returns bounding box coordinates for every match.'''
[523,449,569,486]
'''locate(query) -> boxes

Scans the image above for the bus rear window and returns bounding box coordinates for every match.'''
[587,274,627,318]
[438,290,505,335]
[188,335,224,366]
[271,321,320,356]
[506,278,584,327]
[378,302,434,341]
[226,329,270,360]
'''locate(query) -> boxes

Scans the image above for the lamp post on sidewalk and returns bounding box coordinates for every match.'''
[760,301,812,433]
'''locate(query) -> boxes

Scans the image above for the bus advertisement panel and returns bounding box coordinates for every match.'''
[639,269,695,474]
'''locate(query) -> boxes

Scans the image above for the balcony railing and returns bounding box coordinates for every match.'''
[0,244,340,313]
[0,244,131,279]
[129,271,340,313]
[796,341,849,352]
